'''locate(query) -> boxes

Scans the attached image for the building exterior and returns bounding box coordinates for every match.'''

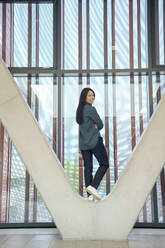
[0,0,165,229]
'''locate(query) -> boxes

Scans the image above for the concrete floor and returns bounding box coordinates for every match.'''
[0,228,165,248]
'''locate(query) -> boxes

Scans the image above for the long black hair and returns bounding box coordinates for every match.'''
[76,87,95,124]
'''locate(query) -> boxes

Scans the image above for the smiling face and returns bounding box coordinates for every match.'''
[86,90,95,105]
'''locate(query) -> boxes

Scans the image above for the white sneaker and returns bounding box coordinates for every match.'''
[86,185,101,200]
[88,195,94,201]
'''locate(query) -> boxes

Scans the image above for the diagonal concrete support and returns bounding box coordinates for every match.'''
[0,58,165,240]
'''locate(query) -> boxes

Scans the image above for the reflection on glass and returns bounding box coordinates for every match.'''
[9,145,53,223]
[9,146,26,223]
[11,76,55,223]
[63,0,147,70]
[63,77,79,192]
[15,76,54,145]
[14,4,53,67]
[115,0,129,69]
[158,0,164,65]
[15,77,27,100]
[140,0,148,68]
[90,0,104,69]
[82,0,87,69]
[157,176,164,223]
[14,4,28,66]
[39,4,53,67]
[35,77,53,144]
[152,73,165,112]
[138,193,152,223]
[32,4,36,67]
[64,0,78,69]
[116,76,131,177]
[107,1,112,69]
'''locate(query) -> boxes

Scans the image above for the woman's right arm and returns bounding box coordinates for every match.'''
[87,106,103,130]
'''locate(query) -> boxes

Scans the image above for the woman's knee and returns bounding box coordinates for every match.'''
[103,162,109,169]
[98,162,109,170]
[84,164,93,172]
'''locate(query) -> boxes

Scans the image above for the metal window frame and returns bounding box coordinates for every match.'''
[0,1,56,3]
[149,0,165,69]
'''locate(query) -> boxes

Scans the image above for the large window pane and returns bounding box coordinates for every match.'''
[14,4,28,66]
[64,0,78,69]
[115,0,129,69]
[63,77,79,191]
[158,0,164,64]
[7,75,57,223]
[82,0,87,69]
[9,146,26,223]
[90,0,104,69]
[154,0,165,66]
[39,4,53,67]
[63,0,147,70]
[15,76,54,145]
[14,4,53,67]
[141,0,148,68]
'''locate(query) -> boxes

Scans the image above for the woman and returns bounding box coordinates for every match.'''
[76,88,109,201]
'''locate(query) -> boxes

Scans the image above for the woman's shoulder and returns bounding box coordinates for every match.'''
[84,103,93,108]
[84,103,93,112]
[83,104,97,118]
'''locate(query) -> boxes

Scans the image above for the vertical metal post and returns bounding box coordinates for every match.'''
[78,0,83,196]
[53,2,56,68]
[86,0,90,84]
[54,0,62,161]
[104,0,110,194]
[147,0,158,223]
[137,0,147,222]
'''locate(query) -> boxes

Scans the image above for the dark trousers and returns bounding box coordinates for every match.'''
[81,136,109,196]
